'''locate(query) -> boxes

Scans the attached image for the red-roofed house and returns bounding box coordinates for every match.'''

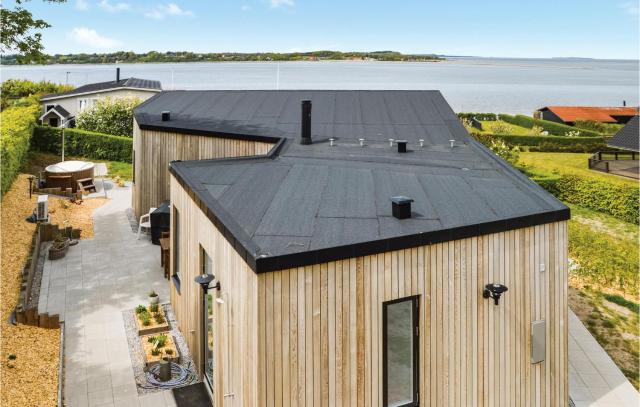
[535,106,639,125]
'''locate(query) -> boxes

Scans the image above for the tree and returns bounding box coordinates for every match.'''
[76,97,141,137]
[1,0,66,63]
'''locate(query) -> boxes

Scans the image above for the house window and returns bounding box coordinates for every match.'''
[172,207,181,292]
[202,247,215,392]
[383,296,419,407]
[46,105,55,111]
[79,99,86,111]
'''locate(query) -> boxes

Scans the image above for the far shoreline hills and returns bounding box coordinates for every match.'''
[0,51,444,65]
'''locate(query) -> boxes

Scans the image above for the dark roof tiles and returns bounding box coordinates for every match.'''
[608,116,639,152]
[41,77,161,100]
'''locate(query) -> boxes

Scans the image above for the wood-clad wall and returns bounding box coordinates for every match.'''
[170,175,259,407]
[257,222,568,407]
[133,120,274,217]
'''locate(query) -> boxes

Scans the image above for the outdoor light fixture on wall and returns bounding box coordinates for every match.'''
[483,283,508,305]
[194,274,221,294]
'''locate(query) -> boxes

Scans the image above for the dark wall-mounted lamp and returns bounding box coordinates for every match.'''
[194,274,221,294]
[483,283,508,305]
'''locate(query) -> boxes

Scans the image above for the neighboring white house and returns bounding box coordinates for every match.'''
[39,68,162,127]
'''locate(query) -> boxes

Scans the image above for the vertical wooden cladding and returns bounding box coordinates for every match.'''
[169,176,259,407]
[133,120,274,217]
[257,223,568,407]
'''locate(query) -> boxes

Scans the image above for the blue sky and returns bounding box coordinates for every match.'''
[12,0,640,59]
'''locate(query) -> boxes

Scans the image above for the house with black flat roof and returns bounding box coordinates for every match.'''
[39,68,161,127]
[133,90,569,406]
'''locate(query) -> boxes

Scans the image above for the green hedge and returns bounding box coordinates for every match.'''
[472,133,607,152]
[500,114,602,137]
[531,174,639,224]
[31,126,132,162]
[457,112,497,121]
[1,104,40,196]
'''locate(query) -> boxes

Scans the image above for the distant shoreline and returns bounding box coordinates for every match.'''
[0,51,444,66]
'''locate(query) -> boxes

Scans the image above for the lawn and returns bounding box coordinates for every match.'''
[24,151,132,181]
[475,120,534,135]
[519,152,637,187]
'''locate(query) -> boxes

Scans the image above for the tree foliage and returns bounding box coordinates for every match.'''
[76,97,141,137]
[0,0,66,63]
[1,78,73,110]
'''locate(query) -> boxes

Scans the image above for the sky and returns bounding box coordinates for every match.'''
[10,0,640,59]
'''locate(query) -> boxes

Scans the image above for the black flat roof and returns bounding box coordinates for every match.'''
[164,90,568,273]
[41,77,161,100]
[608,116,639,152]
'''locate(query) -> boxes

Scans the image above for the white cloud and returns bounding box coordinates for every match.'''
[75,0,89,10]
[145,3,194,19]
[270,0,294,8]
[99,0,131,13]
[241,4,251,11]
[619,1,639,15]
[69,27,121,49]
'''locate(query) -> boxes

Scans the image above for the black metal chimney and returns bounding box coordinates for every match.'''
[161,111,170,121]
[623,100,627,107]
[300,100,312,145]
[116,67,120,82]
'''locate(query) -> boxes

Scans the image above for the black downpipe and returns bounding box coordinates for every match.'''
[300,100,312,145]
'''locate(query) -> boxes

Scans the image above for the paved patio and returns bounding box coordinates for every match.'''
[569,310,639,407]
[38,184,175,407]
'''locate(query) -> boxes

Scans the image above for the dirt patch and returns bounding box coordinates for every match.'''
[48,196,107,239]
[0,174,106,406]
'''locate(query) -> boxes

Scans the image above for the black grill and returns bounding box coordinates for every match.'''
[150,201,170,245]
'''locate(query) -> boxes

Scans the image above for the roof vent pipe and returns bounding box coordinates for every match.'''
[116,67,120,82]
[397,140,408,153]
[300,100,312,145]
[391,196,413,219]
[161,111,171,121]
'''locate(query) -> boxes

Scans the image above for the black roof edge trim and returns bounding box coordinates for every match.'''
[138,122,282,144]
[170,158,570,274]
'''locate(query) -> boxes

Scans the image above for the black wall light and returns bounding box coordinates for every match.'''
[483,283,508,305]
[194,274,221,294]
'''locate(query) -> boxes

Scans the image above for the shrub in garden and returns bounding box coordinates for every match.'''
[135,305,147,314]
[149,303,159,313]
[76,97,141,137]
[31,125,132,162]
[151,348,161,356]
[487,138,520,165]
[491,120,511,135]
[457,112,497,121]
[0,104,40,195]
[141,314,151,326]
[1,79,73,110]
[154,313,165,324]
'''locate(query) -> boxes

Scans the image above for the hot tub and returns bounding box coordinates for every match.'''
[44,161,95,192]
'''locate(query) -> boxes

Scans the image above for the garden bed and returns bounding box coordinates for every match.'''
[134,304,170,336]
[140,333,180,367]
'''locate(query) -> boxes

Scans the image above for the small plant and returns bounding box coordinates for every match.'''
[149,303,159,313]
[151,348,161,356]
[491,120,511,135]
[154,313,165,324]
[148,290,158,298]
[564,130,581,137]
[165,348,174,356]
[155,334,168,348]
[140,314,151,326]
[529,125,544,136]
[135,305,147,314]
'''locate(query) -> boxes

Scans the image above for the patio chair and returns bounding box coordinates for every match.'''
[137,207,157,240]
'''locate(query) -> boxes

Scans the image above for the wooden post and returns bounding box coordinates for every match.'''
[25,308,36,326]
[39,313,49,328]
[48,314,60,329]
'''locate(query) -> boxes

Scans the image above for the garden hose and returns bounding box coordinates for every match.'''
[141,361,198,390]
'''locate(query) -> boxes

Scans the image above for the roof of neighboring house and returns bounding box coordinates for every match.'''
[608,115,639,152]
[39,104,72,120]
[41,77,162,101]
[537,106,639,123]
[164,90,569,273]
[134,90,468,144]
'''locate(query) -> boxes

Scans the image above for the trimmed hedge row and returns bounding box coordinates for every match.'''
[31,125,132,162]
[500,114,602,137]
[457,112,497,121]
[471,133,607,152]
[1,104,40,196]
[532,174,639,224]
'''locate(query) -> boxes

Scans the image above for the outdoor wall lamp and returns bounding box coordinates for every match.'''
[483,283,508,305]
[194,274,221,294]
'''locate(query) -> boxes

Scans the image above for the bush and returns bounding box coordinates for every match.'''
[76,97,140,137]
[500,114,602,137]
[528,173,639,224]
[487,138,519,165]
[0,104,40,195]
[457,112,497,121]
[31,125,132,162]
[603,294,639,315]
[574,120,622,135]
[1,79,73,110]
[471,132,607,152]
